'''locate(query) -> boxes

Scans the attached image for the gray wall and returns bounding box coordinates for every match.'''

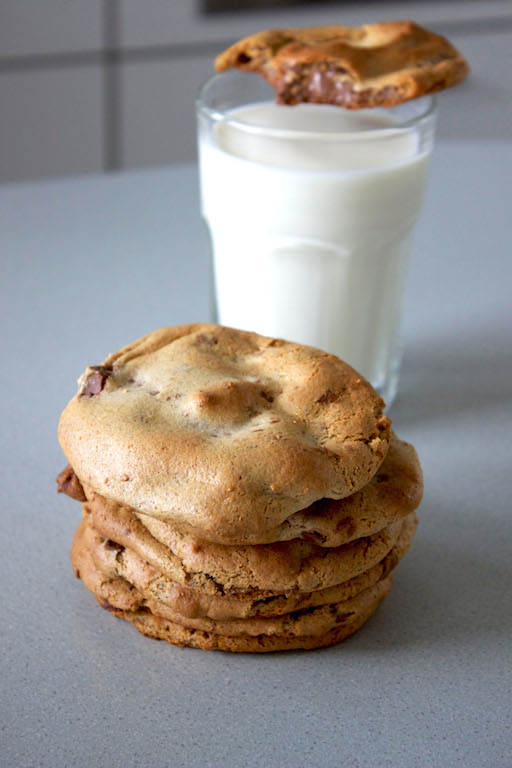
[1,0,511,183]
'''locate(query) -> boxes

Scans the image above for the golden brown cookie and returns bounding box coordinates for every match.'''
[116,600,386,652]
[136,512,406,593]
[82,491,410,593]
[71,534,142,613]
[59,432,421,547]
[59,324,390,543]
[71,533,393,650]
[215,21,468,108]
[221,432,420,546]
[109,597,388,652]
[77,513,417,620]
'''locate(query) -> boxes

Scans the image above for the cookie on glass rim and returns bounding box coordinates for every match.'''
[215,21,468,109]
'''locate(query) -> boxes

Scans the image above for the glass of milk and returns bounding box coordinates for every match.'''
[197,70,436,405]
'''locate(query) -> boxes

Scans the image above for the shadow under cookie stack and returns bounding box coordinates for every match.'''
[57,324,422,653]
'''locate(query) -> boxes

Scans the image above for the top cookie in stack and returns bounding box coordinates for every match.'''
[58,324,422,652]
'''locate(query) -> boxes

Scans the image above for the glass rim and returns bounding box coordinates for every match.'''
[197,70,437,140]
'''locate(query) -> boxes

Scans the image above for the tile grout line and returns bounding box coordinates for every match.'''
[0,13,511,74]
[103,0,121,172]
[0,41,230,73]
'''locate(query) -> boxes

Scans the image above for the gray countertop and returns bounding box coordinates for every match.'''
[1,141,511,768]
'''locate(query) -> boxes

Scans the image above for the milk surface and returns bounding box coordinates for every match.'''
[199,102,430,393]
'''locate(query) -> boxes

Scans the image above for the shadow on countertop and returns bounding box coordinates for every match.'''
[389,321,512,426]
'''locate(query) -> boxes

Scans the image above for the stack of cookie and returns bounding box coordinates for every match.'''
[57,324,422,652]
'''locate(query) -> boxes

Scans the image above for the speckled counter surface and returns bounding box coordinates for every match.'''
[1,143,511,768]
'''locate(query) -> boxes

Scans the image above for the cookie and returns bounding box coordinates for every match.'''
[215,21,468,109]
[71,534,142,613]
[137,512,407,593]
[71,533,393,650]
[270,434,422,547]
[77,513,416,620]
[58,324,390,543]
[109,594,388,652]
[60,432,420,547]
[83,490,410,593]
[224,432,420,546]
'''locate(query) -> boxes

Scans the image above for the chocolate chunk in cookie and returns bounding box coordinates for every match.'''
[56,464,87,502]
[79,365,113,397]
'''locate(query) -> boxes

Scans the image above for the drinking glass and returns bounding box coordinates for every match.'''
[197,70,436,405]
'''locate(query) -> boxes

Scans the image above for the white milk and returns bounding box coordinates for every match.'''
[198,102,430,393]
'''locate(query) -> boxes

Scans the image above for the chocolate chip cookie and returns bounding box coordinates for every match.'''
[215,21,468,109]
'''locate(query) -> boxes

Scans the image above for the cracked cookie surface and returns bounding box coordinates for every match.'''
[82,492,412,593]
[73,513,416,621]
[71,535,393,650]
[59,324,390,542]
